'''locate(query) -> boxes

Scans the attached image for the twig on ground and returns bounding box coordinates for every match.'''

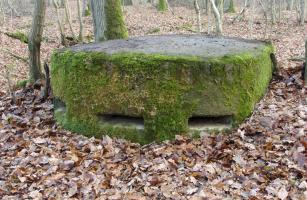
[0,48,28,63]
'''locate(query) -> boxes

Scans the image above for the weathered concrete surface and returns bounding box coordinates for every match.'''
[51,35,274,144]
[69,34,267,57]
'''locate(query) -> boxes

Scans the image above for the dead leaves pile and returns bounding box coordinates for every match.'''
[0,68,306,199]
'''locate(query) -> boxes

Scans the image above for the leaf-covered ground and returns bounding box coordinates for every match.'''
[0,5,306,200]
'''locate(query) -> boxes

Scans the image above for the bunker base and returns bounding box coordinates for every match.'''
[51,35,274,144]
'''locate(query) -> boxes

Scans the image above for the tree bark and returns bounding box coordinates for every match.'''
[207,0,212,33]
[63,0,77,40]
[304,40,307,86]
[194,0,202,33]
[299,0,305,25]
[0,0,5,26]
[271,0,276,24]
[210,0,222,35]
[53,0,66,46]
[90,0,106,41]
[77,0,83,42]
[227,0,235,13]
[90,0,128,41]
[287,0,294,10]
[28,0,46,82]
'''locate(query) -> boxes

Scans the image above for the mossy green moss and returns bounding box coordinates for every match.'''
[158,0,168,12]
[15,79,28,89]
[84,3,91,16]
[51,44,273,144]
[227,0,236,13]
[105,0,128,40]
[5,31,28,43]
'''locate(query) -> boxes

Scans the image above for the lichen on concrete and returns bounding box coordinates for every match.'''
[51,35,274,144]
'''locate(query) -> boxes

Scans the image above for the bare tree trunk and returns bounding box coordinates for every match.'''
[90,0,106,41]
[249,0,255,36]
[90,0,128,41]
[218,0,224,25]
[277,0,281,22]
[227,0,235,13]
[271,0,276,24]
[0,0,5,26]
[64,0,77,40]
[194,0,202,33]
[28,0,46,82]
[53,0,66,46]
[77,0,83,42]
[6,0,18,16]
[207,0,212,33]
[299,0,305,25]
[82,0,87,15]
[304,40,307,86]
[244,0,249,7]
[204,0,208,15]
[210,0,222,35]
[287,0,294,10]
[59,0,65,7]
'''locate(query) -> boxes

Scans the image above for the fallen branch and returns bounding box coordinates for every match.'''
[232,6,247,24]
[2,31,28,43]
[0,48,28,63]
[289,57,305,62]
[166,0,174,15]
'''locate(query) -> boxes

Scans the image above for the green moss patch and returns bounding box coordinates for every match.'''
[158,0,168,12]
[5,31,28,43]
[51,35,274,144]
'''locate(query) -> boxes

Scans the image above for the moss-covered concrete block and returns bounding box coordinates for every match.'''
[51,35,274,144]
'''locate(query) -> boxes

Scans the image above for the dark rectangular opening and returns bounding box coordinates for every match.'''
[98,114,144,130]
[188,115,233,131]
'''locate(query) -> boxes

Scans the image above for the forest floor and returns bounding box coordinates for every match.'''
[0,5,306,200]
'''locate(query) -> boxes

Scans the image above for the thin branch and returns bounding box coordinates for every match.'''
[0,48,29,63]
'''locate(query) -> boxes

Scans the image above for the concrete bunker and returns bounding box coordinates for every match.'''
[51,35,274,144]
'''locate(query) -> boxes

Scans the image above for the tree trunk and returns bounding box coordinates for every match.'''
[28,0,46,82]
[277,0,282,22]
[215,0,224,25]
[194,0,202,33]
[207,0,212,33]
[158,0,167,12]
[53,0,66,46]
[299,0,305,25]
[227,0,235,13]
[204,0,208,15]
[82,0,91,16]
[248,0,255,36]
[304,40,307,86]
[0,0,5,26]
[63,0,77,40]
[244,0,249,7]
[90,0,128,41]
[77,0,83,42]
[287,0,294,10]
[210,0,222,35]
[271,0,276,24]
